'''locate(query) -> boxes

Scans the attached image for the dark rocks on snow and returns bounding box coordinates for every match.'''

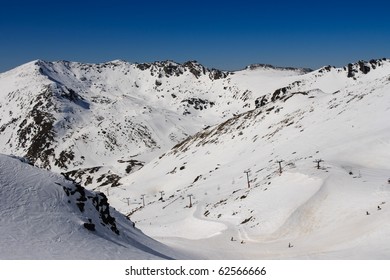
[136,63,151,71]
[92,192,120,235]
[347,63,355,78]
[83,219,96,231]
[60,181,120,235]
[318,65,334,73]
[209,68,228,80]
[181,98,215,111]
[255,95,268,108]
[76,202,85,212]
[241,216,253,224]
[183,61,206,78]
[18,87,56,169]
[96,173,122,187]
[55,149,75,169]
[358,61,371,74]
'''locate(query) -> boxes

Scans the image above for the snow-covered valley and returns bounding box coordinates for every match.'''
[1,58,390,259]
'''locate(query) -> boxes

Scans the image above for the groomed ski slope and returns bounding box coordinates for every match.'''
[145,165,390,259]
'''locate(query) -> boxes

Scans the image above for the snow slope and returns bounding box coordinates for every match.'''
[0,154,190,259]
[113,59,390,259]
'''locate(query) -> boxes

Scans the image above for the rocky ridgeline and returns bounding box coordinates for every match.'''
[345,58,388,78]
[136,60,229,80]
[254,59,390,109]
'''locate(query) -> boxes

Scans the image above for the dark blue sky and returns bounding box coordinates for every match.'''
[1,0,389,72]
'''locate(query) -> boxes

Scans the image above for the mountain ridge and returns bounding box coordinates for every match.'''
[0,58,315,187]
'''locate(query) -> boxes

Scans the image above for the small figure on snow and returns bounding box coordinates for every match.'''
[288,242,293,248]
[241,240,245,244]
[366,211,370,215]
[377,206,382,210]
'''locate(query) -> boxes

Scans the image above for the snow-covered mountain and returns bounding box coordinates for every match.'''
[1,58,390,259]
[0,59,309,190]
[0,153,189,259]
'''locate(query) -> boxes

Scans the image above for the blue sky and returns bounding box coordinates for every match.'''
[1,0,389,72]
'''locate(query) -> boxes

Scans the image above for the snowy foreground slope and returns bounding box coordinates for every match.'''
[0,154,189,259]
[114,60,390,259]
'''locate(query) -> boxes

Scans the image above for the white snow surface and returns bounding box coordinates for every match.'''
[0,154,190,259]
[1,58,390,259]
